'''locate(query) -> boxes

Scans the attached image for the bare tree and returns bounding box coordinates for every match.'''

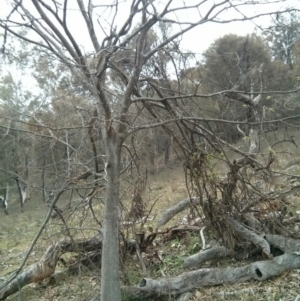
[0,184,8,215]
[0,1,299,301]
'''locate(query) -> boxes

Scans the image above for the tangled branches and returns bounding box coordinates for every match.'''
[184,143,290,251]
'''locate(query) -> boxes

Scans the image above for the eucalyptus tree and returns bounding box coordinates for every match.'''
[0,1,298,301]
[263,10,300,114]
[264,10,300,70]
[200,33,296,142]
[0,67,36,211]
[30,55,99,203]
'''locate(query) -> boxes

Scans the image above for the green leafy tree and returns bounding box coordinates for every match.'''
[200,33,295,141]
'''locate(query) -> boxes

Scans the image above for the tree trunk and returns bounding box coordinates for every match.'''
[100,134,122,301]
[42,155,46,202]
[14,177,28,213]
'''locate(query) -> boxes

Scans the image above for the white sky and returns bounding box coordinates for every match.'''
[0,0,298,105]
[178,0,299,54]
[1,0,299,56]
[0,0,298,97]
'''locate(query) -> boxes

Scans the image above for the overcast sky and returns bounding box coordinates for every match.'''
[0,1,299,58]
[0,0,299,99]
[180,0,299,54]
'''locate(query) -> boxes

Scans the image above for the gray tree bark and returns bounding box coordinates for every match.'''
[100,134,122,301]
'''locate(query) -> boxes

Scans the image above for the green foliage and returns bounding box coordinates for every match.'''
[203,34,270,91]
[264,10,300,70]
[163,253,183,271]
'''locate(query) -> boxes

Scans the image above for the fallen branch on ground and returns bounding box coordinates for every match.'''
[227,217,272,258]
[182,245,234,269]
[0,243,61,300]
[118,253,300,300]
[156,197,200,227]
[0,235,102,301]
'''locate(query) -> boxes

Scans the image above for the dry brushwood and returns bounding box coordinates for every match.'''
[128,175,147,220]
[184,141,296,248]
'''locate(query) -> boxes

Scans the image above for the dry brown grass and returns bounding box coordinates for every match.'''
[2,127,300,300]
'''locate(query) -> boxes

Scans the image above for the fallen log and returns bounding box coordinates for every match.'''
[227,217,271,258]
[265,234,300,254]
[156,197,200,227]
[176,292,193,301]
[0,243,61,300]
[118,253,300,300]
[182,245,234,269]
[0,235,102,301]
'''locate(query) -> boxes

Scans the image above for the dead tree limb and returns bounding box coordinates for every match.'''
[117,253,300,300]
[227,217,271,258]
[156,197,200,227]
[265,235,300,254]
[0,235,102,300]
[0,243,61,300]
[182,245,234,269]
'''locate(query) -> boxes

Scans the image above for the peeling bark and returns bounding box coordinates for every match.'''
[0,235,102,300]
[0,243,60,300]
